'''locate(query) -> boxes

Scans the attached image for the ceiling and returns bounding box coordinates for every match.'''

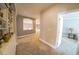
[15,3,54,18]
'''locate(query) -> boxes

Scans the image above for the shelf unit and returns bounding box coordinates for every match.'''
[0,3,15,46]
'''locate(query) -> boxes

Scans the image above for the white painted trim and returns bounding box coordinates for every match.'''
[39,39,65,54]
[39,38,56,49]
[56,14,64,48]
[17,33,35,39]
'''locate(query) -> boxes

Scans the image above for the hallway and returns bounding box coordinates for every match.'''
[0,3,79,55]
[16,33,60,55]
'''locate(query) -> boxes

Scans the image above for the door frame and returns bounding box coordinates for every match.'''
[56,13,64,48]
[56,9,79,48]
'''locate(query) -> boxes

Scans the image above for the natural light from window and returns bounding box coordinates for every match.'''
[36,18,40,32]
[23,18,33,30]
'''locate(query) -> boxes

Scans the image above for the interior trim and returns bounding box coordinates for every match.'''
[17,33,35,39]
[39,38,56,49]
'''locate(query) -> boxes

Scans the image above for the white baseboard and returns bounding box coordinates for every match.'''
[39,38,56,49]
[17,33,35,39]
[39,39,65,54]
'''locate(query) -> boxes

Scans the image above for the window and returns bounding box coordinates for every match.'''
[23,18,33,30]
[36,18,40,32]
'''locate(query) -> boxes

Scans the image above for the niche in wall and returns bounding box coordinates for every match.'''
[16,15,36,36]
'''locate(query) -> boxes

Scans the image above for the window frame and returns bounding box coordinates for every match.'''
[23,17,33,31]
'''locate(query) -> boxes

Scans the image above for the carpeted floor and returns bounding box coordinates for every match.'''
[16,33,62,55]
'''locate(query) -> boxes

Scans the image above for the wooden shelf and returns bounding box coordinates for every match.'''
[0,3,7,9]
[0,16,7,22]
[0,28,7,30]
[0,16,3,20]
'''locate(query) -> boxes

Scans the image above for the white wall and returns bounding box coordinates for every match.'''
[40,4,79,48]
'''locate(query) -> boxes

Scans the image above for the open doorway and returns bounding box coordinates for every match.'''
[57,10,79,54]
[36,18,40,33]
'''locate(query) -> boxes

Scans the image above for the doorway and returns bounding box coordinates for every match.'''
[57,10,79,54]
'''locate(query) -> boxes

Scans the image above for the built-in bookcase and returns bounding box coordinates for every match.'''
[0,3,15,46]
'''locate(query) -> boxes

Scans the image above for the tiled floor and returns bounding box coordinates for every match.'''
[16,33,62,55]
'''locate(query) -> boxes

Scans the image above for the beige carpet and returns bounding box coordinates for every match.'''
[16,33,61,55]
